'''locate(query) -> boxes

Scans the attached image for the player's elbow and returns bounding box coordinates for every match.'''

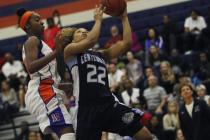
[27,64,37,74]
[134,126,153,140]
[144,135,153,140]
[28,67,36,74]
[124,39,132,48]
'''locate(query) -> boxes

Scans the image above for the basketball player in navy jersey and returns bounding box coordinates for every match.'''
[16,8,75,140]
[61,5,152,140]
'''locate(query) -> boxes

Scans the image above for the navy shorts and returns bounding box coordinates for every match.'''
[76,101,144,140]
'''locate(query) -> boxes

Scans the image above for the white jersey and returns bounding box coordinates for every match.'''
[22,40,71,134]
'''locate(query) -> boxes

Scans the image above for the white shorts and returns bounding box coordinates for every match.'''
[25,78,72,134]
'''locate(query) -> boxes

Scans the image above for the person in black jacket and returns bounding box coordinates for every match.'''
[179,83,210,140]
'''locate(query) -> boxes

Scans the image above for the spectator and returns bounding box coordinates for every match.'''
[18,84,27,111]
[16,121,30,140]
[194,52,210,81]
[138,66,155,93]
[108,63,124,96]
[0,80,19,120]
[1,53,27,91]
[179,83,210,140]
[147,45,167,68]
[163,101,180,131]
[44,17,60,50]
[183,10,207,52]
[168,48,182,75]
[28,131,38,140]
[161,15,177,53]
[0,70,6,90]
[121,78,140,107]
[104,25,122,48]
[143,75,167,114]
[126,51,143,86]
[176,129,185,140]
[173,74,192,96]
[130,32,143,57]
[159,61,176,94]
[52,10,62,27]
[196,84,210,104]
[148,114,163,140]
[163,101,180,140]
[145,27,164,55]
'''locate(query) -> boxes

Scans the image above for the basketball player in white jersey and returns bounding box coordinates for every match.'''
[16,8,75,140]
[60,5,152,140]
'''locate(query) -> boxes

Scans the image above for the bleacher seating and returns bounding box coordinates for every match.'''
[0,0,209,58]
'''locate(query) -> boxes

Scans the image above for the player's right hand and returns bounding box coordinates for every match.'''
[94,4,105,21]
[118,7,127,20]
[55,32,65,53]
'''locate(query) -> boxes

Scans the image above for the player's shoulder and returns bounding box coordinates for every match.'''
[25,36,40,47]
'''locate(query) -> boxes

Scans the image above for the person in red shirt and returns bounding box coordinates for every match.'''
[44,17,60,50]
[104,25,122,48]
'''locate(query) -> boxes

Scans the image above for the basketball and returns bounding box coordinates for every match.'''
[101,0,126,17]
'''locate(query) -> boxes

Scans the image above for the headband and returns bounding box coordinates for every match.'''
[20,11,33,30]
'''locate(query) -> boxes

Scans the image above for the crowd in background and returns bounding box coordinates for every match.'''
[0,7,210,140]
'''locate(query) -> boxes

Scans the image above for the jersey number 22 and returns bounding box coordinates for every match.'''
[87,64,106,85]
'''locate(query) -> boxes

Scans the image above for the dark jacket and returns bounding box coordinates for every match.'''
[179,99,210,140]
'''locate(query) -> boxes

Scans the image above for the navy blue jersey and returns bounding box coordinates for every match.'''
[66,51,112,105]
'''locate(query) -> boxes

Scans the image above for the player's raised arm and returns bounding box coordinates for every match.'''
[101,9,132,60]
[24,36,60,74]
[64,5,104,58]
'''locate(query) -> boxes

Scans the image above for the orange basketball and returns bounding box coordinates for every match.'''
[101,0,126,17]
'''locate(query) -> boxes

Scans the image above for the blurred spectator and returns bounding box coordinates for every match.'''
[28,131,38,140]
[1,53,27,91]
[126,51,143,86]
[183,10,207,52]
[18,84,27,111]
[163,101,180,140]
[0,54,6,69]
[173,74,192,96]
[196,84,210,104]
[16,121,30,140]
[0,80,19,120]
[168,48,182,75]
[179,83,210,140]
[44,17,60,50]
[193,52,210,81]
[145,27,164,55]
[163,101,180,131]
[161,15,177,53]
[0,97,4,124]
[0,70,6,90]
[121,78,140,107]
[108,63,124,99]
[143,75,167,114]
[104,25,122,48]
[159,61,176,94]
[147,45,167,68]
[148,114,163,140]
[176,129,185,140]
[52,10,62,27]
[130,32,143,57]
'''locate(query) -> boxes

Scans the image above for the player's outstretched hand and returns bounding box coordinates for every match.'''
[94,4,106,22]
